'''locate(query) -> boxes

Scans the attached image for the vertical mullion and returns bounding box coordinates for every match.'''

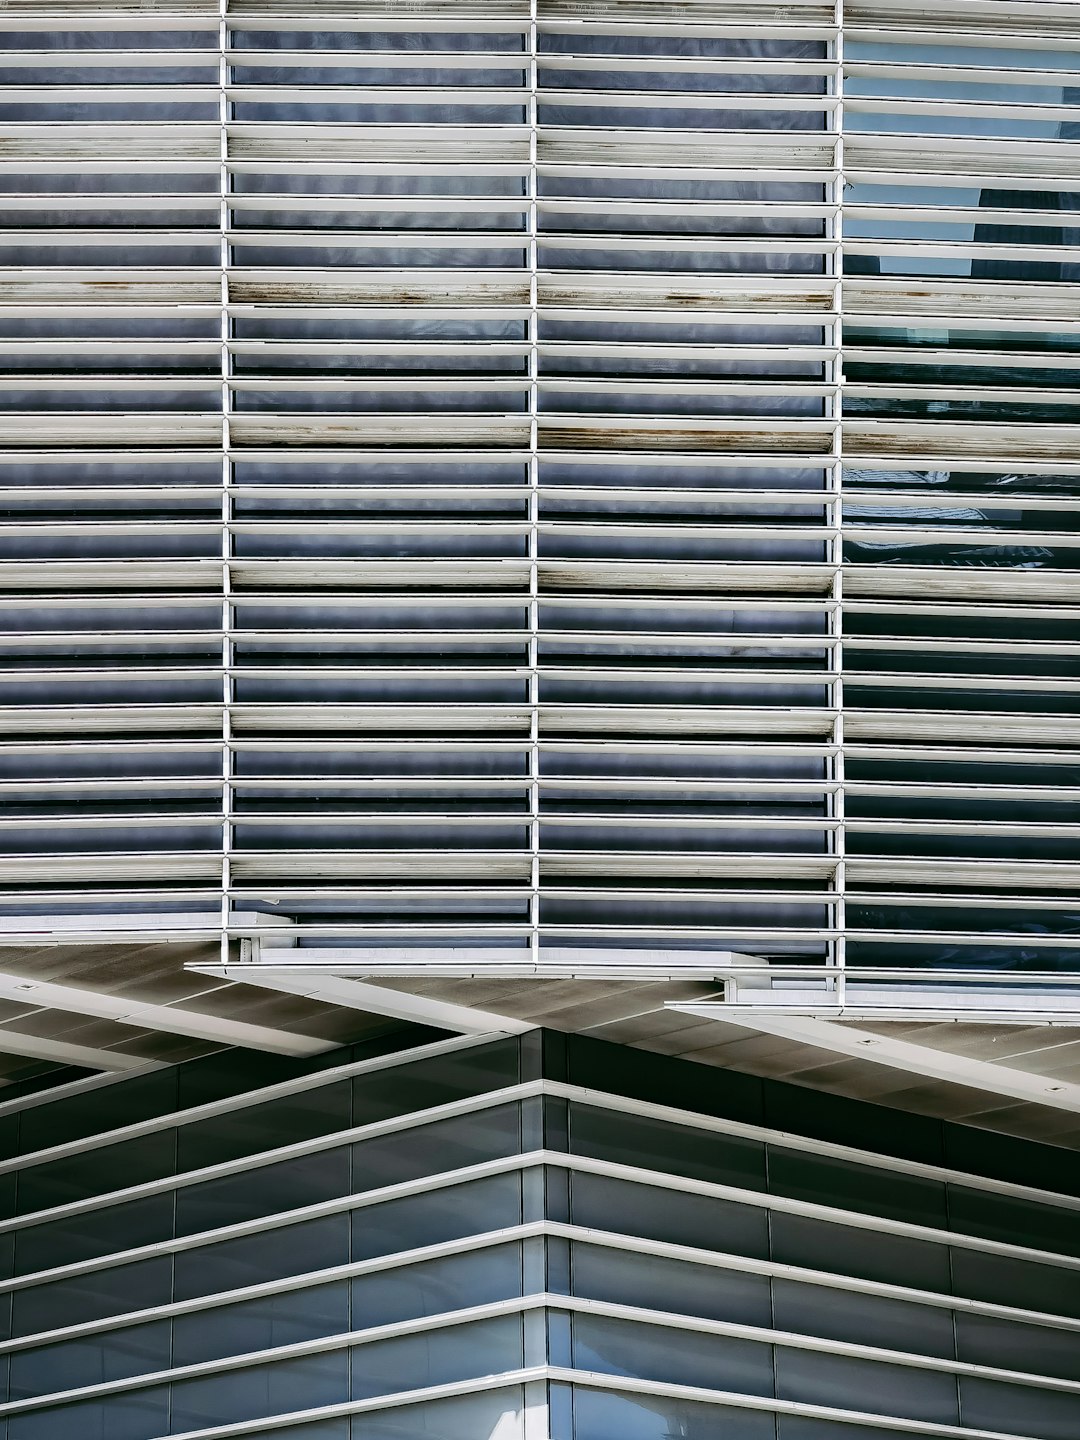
[528,3,541,966]
[219,0,232,964]
[832,0,847,1007]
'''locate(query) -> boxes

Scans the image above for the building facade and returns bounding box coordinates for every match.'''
[1,1,1080,1434]
[0,0,1078,1016]
[1,1029,1079,1439]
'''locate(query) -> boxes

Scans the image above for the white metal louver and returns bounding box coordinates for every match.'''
[0,0,1077,1019]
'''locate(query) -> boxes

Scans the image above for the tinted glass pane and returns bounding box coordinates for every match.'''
[351,1106,522,1195]
[11,1258,172,1337]
[351,1316,522,1400]
[7,1387,169,1440]
[947,1187,1080,1258]
[14,1073,177,1153]
[960,1377,1080,1440]
[568,1107,766,1192]
[955,1312,1080,1382]
[176,1082,352,1170]
[352,1174,522,1261]
[351,1244,522,1328]
[170,1352,349,1430]
[174,1213,350,1301]
[174,1146,352,1236]
[348,1386,524,1439]
[776,1347,959,1424]
[352,1039,520,1125]
[15,1132,177,1214]
[568,1174,769,1259]
[772,1279,955,1359]
[950,1249,1080,1318]
[173,1281,349,1365]
[572,1314,773,1396]
[13,1195,175,1274]
[770,1213,951,1293]
[766,1149,947,1228]
[555,1385,775,1440]
[570,1243,771,1327]
[9,1320,171,1399]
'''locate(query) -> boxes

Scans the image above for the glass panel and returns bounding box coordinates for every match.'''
[170,1352,349,1431]
[568,1106,766,1192]
[174,1214,350,1300]
[7,1387,169,1440]
[8,1320,171,1399]
[11,1258,172,1337]
[570,1243,772,1327]
[173,1281,349,1365]
[960,1377,1080,1440]
[568,1174,769,1258]
[766,1149,947,1228]
[351,1244,523,1328]
[955,1312,1080,1382]
[571,1314,773,1396]
[776,1347,959,1424]
[352,1039,520,1125]
[13,1195,176,1274]
[950,1249,1080,1319]
[351,1105,523,1194]
[348,1386,524,1439]
[175,1081,352,1170]
[174,1147,352,1237]
[770,1213,951,1293]
[772,1279,955,1359]
[352,1175,523,1261]
[15,1132,177,1214]
[946,1187,1080,1258]
[351,1316,523,1400]
[552,1384,776,1440]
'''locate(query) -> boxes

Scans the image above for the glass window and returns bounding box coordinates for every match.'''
[174,1213,350,1301]
[946,1187,1080,1259]
[351,1244,522,1329]
[770,1213,952,1294]
[170,1351,349,1431]
[571,1314,773,1396]
[9,1319,171,1400]
[776,1347,959,1425]
[568,1173,769,1259]
[351,1316,523,1400]
[13,1194,175,1274]
[960,1377,1080,1440]
[174,1147,352,1237]
[950,1249,1080,1319]
[7,1386,169,1440]
[568,1106,766,1192]
[353,1174,522,1261]
[570,1243,771,1327]
[766,1149,947,1229]
[13,1072,177,1153]
[15,1132,177,1215]
[173,1281,349,1366]
[551,1384,775,1440]
[176,1082,352,1171]
[772,1279,955,1359]
[352,1039,520,1126]
[11,1258,172,1338]
[352,1106,523,1196]
[348,1386,525,1439]
[955,1312,1080,1382]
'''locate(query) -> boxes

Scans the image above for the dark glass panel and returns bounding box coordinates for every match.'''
[173,1281,349,1365]
[568,1104,766,1192]
[770,1213,951,1293]
[174,1214,350,1301]
[170,1352,348,1431]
